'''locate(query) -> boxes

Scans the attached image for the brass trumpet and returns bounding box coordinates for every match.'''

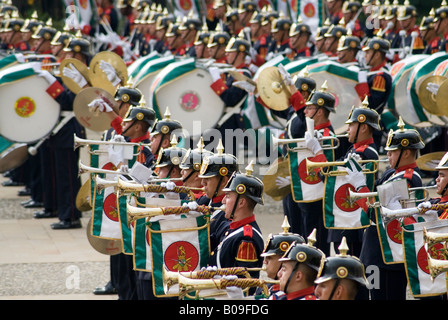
[427,254,448,281]
[271,134,346,151]
[348,185,436,206]
[95,176,189,193]
[380,203,448,226]
[177,274,279,298]
[74,135,149,155]
[127,203,222,222]
[163,266,266,292]
[423,227,448,248]
[305,158,387,176]
[117,178,201,199]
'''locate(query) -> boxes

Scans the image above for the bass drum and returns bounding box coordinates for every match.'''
[306,60,361,135]
[133,55,176,118]
[387,54,428,127]
[407,52,448,126]
[0,70,60,143]
[0,135,28,173]
[149,58,225,138]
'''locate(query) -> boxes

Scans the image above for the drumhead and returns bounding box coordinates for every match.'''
[152,59,225,138]
[0,75,60,143]
[0,143,28,173]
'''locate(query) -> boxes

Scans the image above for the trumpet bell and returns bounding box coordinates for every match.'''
[262,157,291,201]
[424,228,448,248]
[427,254,448,281]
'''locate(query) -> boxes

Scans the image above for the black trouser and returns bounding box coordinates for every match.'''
[298,200,330,256]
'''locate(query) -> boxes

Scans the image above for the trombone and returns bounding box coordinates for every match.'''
[271,134,347,151]
[305,158,387,177]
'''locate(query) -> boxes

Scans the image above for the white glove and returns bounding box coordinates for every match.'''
[346,20,355,31]
[108,144,124,166]
[88,98,113,112]
[305,131,322,155]
[278,64,293,86]
[358,70,367,83]
[248,63,259,74]
[112,134,126,143]
[63,64,88,88]
[161,181,176,190]
[426,82,440,95]
[244,55,252,65]
[37,70,57,85]
[99,60,121,86]
[118,164,129,174]
[386,195,403,211]
[417,201,432,211]
[385,50,395,61]
[275,176,291,188]
[344,159,366,191]
[346,152,362,162]
[14,53,25,63]
[183,201,198,210]
[233,80,255,93]
[226,286,244,299]
[265,51,275,61]
[249,47,258,60]
[209,67,222,82]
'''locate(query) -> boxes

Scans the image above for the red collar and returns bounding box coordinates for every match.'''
[353,137,374,150]
[395,162,417,173]
[370,61,386,72]
[286,286,315,300]
[229,214,255,230]
[212,193,225,204]
[130,131,149,143]
[439,195,448,203]
[315,121,331,130]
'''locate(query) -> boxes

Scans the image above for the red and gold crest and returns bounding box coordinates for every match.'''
[335,184,359,212]
[298,158,321,184]
[15,97,35,118]
[164,241,199,272]
[103,193,119,222]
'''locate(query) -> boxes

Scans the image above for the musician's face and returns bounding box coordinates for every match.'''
[201,176,222,198]
[346,122,359,143]
[387,149,401,168]
[222,191,239,219]
[278,261,295,293]
[263,255,282,280]
[436,170,448,196]
[314,279,338,300]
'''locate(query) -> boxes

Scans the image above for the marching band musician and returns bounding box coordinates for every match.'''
[314,19,331,54]
[396,0,425,55]
[328,100,380,260]
[314,237,369,300]
[272,69,316,237]
[434,2,448,52]
[208,162,265,281]
[273,234,325,300]
[206,25,230,63]
[31,18,57,55]
[355,33,392,149]
[165,20,188,57]
[153,136,187,182]
[179,12,202,57]
[32,34,90,229]
[322,22,347,57]
[266,15,293,60]
[179,138,213,199]
[193,24,211,59]
[149,108,183,169]
[326,0,344,25]
[197,141,239,250]
[257,217,305,297]
[247,10,267,67]
[19,11,43,52]
[336,28,361,66]
[420,10,440,55]
[348,119,425,300]
[341,1,365,39]
[288,17,314,60]
[50,26,73,61]
[207,33,252,155]
[3,11,26,51]
[300,82,340,256]
[226,7,244,36]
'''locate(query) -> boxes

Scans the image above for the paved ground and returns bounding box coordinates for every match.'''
[0,150,285,300]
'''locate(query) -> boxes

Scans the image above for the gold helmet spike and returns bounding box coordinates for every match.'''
[338,237,349,256]
[245,160,254,176]
[280,216,291,235]
[307,228,317,246]
[216,139,224,155]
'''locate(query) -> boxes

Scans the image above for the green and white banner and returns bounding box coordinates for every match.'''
[403,219,448,298]
[149,214,210,297]
[89,143,137,240]
[323,160,373,229]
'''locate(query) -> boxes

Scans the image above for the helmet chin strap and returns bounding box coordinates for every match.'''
[229,193,240,220]
[328,278,341,301]
[284,262,299,294]
[394,149,404,170]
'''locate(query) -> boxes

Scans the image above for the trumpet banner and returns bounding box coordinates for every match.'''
[89,143,137,240]
[149,214,210,297]
[402,219,448,298]
[132,195,184,271]
[375,184,429,264]
[323,161,374,229]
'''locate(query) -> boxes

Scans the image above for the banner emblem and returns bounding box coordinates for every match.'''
[15,97,35,117]
[164,241,199,272]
